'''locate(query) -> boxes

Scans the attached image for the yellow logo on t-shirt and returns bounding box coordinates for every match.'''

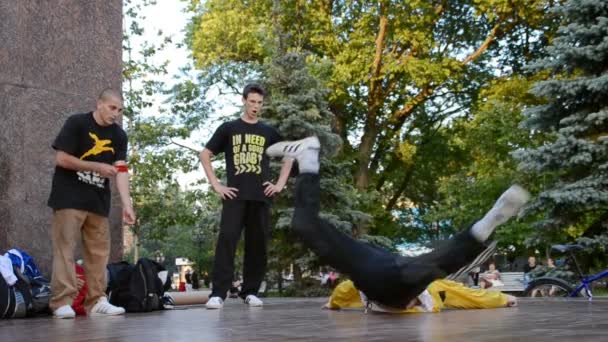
[80,132,115,160]
[76,132,114,188]
[232,134,264,175]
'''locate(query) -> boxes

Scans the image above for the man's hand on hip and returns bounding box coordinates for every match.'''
[213,183,239,200]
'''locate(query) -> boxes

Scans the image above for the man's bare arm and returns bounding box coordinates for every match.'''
[114,160,136,224]
[199,148,238,200]
[55,151,116,178]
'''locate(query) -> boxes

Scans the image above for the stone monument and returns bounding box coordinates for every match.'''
[0,1,124,275]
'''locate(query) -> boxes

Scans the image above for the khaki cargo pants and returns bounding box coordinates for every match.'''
[49,209,110,312]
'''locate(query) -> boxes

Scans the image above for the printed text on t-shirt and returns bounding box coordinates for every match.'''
[232,134,265,175]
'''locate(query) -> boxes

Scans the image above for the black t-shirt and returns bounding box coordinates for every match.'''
[524,264,537,273]
[205,118,282,202]
[47,112,128,217]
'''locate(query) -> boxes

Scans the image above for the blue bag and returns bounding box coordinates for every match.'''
[6,249,45,282]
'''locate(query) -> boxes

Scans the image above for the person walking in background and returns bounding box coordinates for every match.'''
[523,256,538,287]
[192,271,200,290]
[185,270,193,292]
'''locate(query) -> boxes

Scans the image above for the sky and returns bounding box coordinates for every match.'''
[127,0,239,188]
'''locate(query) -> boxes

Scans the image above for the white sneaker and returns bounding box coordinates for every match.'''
[266,137,321,173]
[89,297,126,316]
[53,304,76,319]
[266,136,320,159]
[471,185,531,242]
[245,294,263,307]
[206,296,224,309]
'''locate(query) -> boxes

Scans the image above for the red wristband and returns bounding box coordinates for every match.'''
[115,165,129,173]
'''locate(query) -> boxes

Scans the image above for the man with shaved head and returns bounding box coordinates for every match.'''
[47,89,135,318]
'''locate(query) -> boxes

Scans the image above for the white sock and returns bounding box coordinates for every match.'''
[297,150,320,174]
[470,185,529,242]
[471,209,504,242]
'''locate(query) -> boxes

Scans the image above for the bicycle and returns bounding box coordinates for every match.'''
[524,244,608,299]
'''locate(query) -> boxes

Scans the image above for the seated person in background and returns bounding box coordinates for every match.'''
[523,256,538,286]
[524,256,538,273]
[480,262,503,289]
[323,278,517,313]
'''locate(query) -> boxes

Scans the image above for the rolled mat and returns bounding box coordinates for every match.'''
[166,291,210,306]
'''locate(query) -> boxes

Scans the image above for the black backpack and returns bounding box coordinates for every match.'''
[0,266,34,319]
[106,258,171,312]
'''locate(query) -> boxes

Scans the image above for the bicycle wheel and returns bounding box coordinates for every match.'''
[524,278,576,298]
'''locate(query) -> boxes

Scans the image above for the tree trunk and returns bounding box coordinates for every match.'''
[293,264,303,289]
[277,272,283,294]
[385,166,415,211]
[354,121,377,189]
[354,7,387,190]
[133,232,139,264]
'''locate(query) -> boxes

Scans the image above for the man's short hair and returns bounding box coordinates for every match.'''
[242,83,266,99]
[98,88,123,102]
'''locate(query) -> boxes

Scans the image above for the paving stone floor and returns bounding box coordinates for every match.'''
[1,297,607,341]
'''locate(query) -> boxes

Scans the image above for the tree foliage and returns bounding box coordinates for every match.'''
[185,1,560,250]
[188,0,555,195]
[122,0,212,265]
[125,0,608,285]
[514,0,608,251]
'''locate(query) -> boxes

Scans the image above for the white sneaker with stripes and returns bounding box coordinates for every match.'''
[206,296,224,309]
[266,136,320,159]
[266,136,321,173]
[89,297,126,316]
[245,294,263,307]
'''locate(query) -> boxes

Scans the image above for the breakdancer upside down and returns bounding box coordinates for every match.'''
[266,137,529,311]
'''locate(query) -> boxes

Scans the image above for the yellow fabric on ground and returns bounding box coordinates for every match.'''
[326,280,429,313]
[327,280,364,309]
[428,279,508,310]
[327,279,508,313]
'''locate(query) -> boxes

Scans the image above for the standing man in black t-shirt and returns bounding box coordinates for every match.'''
[200,83,293,309]
[47,89,136,318]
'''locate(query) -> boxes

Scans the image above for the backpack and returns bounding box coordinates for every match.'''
[29,276,51,315]
[0,266,34,319]
[6,249,51,315]
[106,258,171,312]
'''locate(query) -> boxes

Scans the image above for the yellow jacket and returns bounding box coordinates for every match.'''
[327,279,508,313]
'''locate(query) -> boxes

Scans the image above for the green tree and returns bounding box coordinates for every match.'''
[184,0,560,248]
[122,0,210,262]
[187,0,555,196]
[421,76,549,254]
[515,0,608,249]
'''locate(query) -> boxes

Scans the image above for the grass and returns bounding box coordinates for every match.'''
[591,287,608,297]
